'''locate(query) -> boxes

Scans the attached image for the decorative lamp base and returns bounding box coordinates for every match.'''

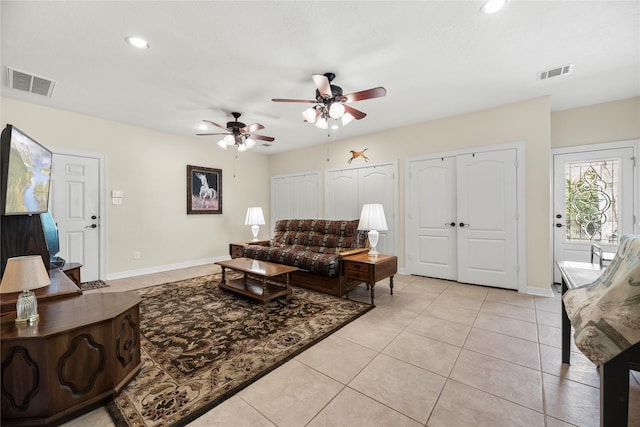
[15,289,39,325]
[251,224,260,241]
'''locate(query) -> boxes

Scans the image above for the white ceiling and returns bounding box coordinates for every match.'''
[1,1,639,154]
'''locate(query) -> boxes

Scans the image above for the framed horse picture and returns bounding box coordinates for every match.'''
[187,165,222,214]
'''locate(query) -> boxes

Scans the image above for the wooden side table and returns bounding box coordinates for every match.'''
[342,252,398,305]
[62,262,82,287]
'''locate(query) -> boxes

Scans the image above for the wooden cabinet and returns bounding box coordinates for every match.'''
[1,292,142,426]
[342,252,398,305]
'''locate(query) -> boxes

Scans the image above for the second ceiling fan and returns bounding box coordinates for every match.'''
[196,112,274,151]
[272,72,386,129]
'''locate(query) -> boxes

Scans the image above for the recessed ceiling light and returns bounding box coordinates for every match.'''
[125,36,150,49]
[480,0,509,14]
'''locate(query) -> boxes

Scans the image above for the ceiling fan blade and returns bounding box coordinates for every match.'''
[343,105,367,120]
[343,87,387,103]
[244,123,264,133]
[202,120,230,131]
[196,132,230,136]
[272,98,317,103]
[312,74,332,97]
[250,134,275,142]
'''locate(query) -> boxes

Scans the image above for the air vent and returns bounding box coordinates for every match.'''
[538,64,574,81]
[6,67,56,97]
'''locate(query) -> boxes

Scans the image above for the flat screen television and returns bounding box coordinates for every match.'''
[0,124,53,215]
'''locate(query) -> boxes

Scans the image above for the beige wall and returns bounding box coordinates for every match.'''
[3,95,636,288]
[551,97,640,148]
[270,96,553,292]
[1,97,270,277]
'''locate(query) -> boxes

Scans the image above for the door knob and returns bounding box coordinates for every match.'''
[86,224,97,229]
[91,215,97,220]
[555,223,563,228]
[459,222,469,227]
[444,222,456,227]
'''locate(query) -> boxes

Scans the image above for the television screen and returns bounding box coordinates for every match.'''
[0,124,53,215]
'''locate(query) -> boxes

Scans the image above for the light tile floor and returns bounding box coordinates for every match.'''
[63,265,640,427]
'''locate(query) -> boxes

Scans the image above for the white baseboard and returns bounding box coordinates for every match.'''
[107,255,230,280]
[525,285,555,298]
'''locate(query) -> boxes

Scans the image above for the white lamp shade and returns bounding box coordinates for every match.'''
[245,137,256,149]
[217,139,228,149]
[315,117,328,129]
[237,143,248,152]
[302,107,318,123]
[224,135,235,146]
[329,102,345,119]
[245,207,265,226]
[357,204,388,231]
[341,112,355,126]
[0,255,51,294]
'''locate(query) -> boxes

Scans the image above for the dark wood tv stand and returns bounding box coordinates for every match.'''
[1,272,142,426]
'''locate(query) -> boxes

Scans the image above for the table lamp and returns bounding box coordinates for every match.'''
[0,255,51,325]
[245,207,265,241]
[358,204,388,258]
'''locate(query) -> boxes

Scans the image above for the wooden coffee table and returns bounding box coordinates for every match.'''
[215,257,298,305]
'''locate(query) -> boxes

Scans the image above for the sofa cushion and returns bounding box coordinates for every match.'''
[271,219,365,250]
[243,219,366,277]
[243,245,341,277]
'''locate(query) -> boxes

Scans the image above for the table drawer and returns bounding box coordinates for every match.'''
[345,262,371,281]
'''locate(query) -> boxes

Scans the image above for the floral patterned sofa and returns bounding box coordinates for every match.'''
[241,219,368,296]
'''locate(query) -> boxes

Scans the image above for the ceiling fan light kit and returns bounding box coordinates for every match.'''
[197,112,274,152]
[273,72,386,131]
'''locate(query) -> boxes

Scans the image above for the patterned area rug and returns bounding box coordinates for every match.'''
[107,273,373,426]
[80,280,110,291]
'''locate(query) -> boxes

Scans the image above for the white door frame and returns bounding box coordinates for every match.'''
[50,146,107,280]
[550,139,640,282]
[405,141,527,293]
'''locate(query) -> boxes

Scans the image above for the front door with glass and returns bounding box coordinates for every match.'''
[553,147,635,282]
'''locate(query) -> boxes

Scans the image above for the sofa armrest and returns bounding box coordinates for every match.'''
[338,247,369,257]
[249,240,271,247]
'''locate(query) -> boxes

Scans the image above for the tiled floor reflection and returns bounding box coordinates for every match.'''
[60,265,640,426]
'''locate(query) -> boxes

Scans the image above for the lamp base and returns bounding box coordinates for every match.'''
[251,224,260,241]
[367,229,380,258]
[15,290,39,325]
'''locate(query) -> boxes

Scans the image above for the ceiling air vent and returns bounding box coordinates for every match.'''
[6,67,56,97]
[538,64,574,81]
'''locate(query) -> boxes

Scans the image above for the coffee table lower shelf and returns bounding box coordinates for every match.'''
[215,258,298,306]
[219,276,292,305]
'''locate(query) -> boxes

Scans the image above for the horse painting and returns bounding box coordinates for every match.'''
[195,172,217,207]
[187,165,222,214]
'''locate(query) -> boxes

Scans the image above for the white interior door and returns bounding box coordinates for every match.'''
[271,172,320,233]
[326,163,398,255]
[407,157,457,279]
[325,169,358,219]
[457,151,518,289]
[407,149,519,289]
[552,147,635,282]
[50,153,101,282]
[358,164,396,255]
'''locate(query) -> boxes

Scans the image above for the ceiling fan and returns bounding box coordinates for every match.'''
[272,72,387,129]
[196,112,274,151]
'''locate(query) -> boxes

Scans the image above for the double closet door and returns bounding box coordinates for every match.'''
[325,162,397,255]
[407,149,519,289]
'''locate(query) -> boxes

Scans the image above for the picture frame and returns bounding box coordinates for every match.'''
[187,165,222,214]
